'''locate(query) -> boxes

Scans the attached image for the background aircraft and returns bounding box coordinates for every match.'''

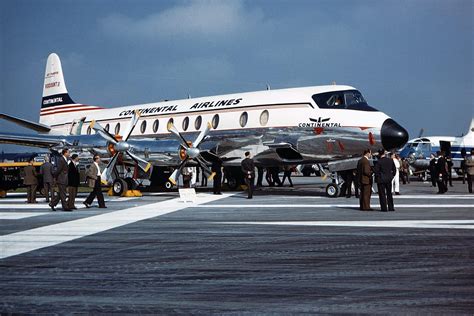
[399,119,473,177]
[0,53,408,196]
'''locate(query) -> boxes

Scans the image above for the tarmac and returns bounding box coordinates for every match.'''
[1,177,473,314]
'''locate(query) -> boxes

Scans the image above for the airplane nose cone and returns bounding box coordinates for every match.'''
[381,119,409,150]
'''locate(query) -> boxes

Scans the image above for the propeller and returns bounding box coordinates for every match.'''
[417,128,424,138]
[167,122,215,186]
[90,110,151,184]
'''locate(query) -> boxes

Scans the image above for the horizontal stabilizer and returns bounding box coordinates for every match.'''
[0,113,51,133]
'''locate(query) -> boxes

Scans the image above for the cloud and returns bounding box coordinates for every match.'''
[100,0,264,40]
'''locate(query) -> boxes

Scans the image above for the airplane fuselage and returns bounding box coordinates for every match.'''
[39,85,408,165]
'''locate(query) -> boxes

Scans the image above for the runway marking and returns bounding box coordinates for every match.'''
[259,195,474,200]
[0,212,48,220]
[0,193,233,260]
[0,204,86,210]
[197,204,474,208]
[217,220,474,230]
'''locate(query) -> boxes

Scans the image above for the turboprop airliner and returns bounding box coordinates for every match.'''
[0,53,409,194]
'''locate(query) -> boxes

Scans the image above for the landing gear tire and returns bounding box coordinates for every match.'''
[113,178,128,196]
[227,177,238,190]
[165,181,173,189]
[326,183,340,198]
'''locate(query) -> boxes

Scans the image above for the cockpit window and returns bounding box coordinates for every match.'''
[312,90,377,111]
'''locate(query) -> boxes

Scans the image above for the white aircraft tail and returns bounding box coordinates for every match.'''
[39,53,77,123]
[467,118,474,135]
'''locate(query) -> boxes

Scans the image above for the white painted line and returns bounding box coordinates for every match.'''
[293,195,474,199]
[0,193,233,260]
[196,204,474,208]
[217,220,474,230]
[0,204,86,210]
[0,212,48,220]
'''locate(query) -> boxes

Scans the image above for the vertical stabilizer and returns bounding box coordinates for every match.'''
[41,53,75,108]
[467,118,474,135]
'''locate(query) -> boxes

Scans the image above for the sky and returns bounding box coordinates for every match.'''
[0,0,473,152]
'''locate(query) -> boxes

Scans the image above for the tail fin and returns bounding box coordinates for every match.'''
[467,118,474,135]
[39,53,76,121]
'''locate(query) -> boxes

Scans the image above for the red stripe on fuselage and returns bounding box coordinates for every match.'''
[40,107,103,116]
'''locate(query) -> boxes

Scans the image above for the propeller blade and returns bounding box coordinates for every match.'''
[90,120,118,144]
[122,109,141,141]
[193,122,211,148]
[168,123,190,148]
[126,150,152,173]
[168,159,188,185]
[417,128,424,138]
[195,156,215,180]
[101,153,120,184]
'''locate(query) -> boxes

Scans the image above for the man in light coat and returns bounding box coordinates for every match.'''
[84,155,106,208]
[23,157,38,204]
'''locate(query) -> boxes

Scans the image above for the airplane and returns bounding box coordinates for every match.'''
[399,119,474,177]
[0,53,409,196]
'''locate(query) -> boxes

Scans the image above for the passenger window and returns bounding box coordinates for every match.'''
[212,114,219,129]
[153,119,159,133]
[115,123,120,135]
[260,110,269,126]
[140,120,147,134]
[182,117,189,131]
[105,124,110,132]
[167,118,174,131]
[195,115,202,130]
[239,112,248,127]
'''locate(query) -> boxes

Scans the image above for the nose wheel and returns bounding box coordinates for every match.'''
[325,183,340,198]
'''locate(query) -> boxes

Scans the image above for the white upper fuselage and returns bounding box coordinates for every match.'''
[40,85,390,139]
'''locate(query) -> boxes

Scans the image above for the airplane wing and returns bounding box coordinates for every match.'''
[0,113,51,133]
[0,133,67,148]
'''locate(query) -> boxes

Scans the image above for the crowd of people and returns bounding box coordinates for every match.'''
[22,147,474,210]
[22,149,106,211]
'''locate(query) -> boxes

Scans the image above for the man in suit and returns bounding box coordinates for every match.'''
[50,148,71,211]
[84,155,106,208]
[211,158,223,195]
[67,154,80,210]
[357,148,373,211]
[429,154,437,187]
[23,157,38,204]
[40,155,54,203]
[241,151,255,199]
[375,149,397,212]
[436,151,448,194]
[464,149,474,194]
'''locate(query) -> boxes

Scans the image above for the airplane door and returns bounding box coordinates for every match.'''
[69,117,86,135]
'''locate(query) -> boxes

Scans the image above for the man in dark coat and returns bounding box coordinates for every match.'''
[241,152,255,199]
[40,155,54,203]
[50,148,71,211]
[357,149,373,211]
[429,154,437,187]
[23,157,38,204]
[375,149,397,211]
[436,151,448,194]
[211,158,223,195]
[67,154,80,209]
